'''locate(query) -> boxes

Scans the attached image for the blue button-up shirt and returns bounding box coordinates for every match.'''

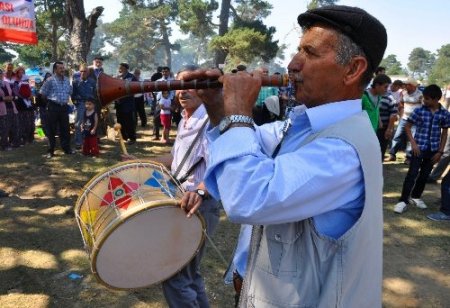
[407,104,450,152]
[205,100,364,232]
[72,77,96,102]
[39,75,72,104]
[206,100,367,278]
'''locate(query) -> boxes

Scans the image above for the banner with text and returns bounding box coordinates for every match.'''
[0,0,37,45]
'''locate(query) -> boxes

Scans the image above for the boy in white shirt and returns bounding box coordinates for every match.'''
[159,90,172,143]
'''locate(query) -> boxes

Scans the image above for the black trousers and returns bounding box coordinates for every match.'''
[400,150,436,203]
[152,109,161,138]
[47,102,71,154]
[116,110,136,141]
[135,96,147,127]
[376,127,391,160]
[441,171,450,215]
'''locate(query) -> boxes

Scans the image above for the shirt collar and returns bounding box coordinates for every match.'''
[296,99,362,132]
[181,104,207,128]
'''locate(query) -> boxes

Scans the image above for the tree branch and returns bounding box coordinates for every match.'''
[229,4,241,22]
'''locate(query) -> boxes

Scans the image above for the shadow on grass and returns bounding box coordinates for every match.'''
[382,158,450,307]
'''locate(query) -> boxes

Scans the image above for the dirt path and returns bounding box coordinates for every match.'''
[0,126,449,307]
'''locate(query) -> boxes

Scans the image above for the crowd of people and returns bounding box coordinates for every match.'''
[1,4,450,307]
[0,63,36,151]
[0,58,185,158]
[357,67,450,221]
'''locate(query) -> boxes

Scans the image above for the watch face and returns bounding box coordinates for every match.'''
[196,189,206,196]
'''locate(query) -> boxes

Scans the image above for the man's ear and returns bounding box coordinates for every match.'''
[343,56,368,86]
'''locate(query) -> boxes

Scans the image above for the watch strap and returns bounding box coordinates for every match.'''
[195,189,209,200]
[219,115,254,134]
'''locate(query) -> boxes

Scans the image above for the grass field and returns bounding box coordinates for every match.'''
[0,123,449,307]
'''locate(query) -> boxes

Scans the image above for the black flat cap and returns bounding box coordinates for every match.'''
[298,5,387,72]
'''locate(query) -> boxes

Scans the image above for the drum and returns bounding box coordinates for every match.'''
[74,160,205,290]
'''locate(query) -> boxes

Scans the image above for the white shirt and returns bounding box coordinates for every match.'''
[159,97,172,115]
[171,104,209,191]
[402,88,423,120]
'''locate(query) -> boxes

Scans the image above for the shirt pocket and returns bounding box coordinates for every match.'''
[255,223,303,276]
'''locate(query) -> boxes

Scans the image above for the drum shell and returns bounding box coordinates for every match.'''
[74,160,205,290]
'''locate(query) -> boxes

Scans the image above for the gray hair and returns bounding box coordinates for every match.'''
[334,31,372,87]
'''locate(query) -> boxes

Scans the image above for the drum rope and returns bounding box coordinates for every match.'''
[203,230,229,267]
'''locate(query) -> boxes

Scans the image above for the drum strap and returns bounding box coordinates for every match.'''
[176,158,204,185]
[172,118,209,181]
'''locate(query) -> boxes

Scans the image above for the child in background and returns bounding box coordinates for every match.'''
[394,84,450,214]
[361,74,392,131]
[159,90,172,144]
[81,100,99,156]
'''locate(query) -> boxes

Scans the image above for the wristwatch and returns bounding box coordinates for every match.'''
[219,115,255,134]
[195,189,208,200]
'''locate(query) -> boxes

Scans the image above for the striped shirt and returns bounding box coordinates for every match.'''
[171,104,209,192]
[379,94,398,126]
[40,75,72,105]
[408,105,450,151]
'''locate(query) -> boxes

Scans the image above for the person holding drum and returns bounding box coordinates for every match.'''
[151,65,220,308]
[179,5,386,307]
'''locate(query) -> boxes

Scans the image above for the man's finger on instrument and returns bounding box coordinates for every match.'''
[205,68,223,79]
[251,70,263,79]
[177,69,206,81]
[187,200,201,218]
[180,193,191,210]
[182,192,196,211]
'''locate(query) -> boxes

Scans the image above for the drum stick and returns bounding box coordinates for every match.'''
[114,123,128,155]
[203,229,229,267]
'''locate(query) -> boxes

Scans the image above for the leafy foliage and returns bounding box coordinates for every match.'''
[380,54,405,76]
[209,27,268,67]
[407,47,435,78]
[172,35,215,69]
[87,22,110,63]
[103,1,179,70]
[104,5,163,70]
[207,0,279,67]
[234,0,272,20]
[428,44,450,86]
[177,0,218,37]
[0,46,14,63]
[307,0,338,10]
[232,18,278,62]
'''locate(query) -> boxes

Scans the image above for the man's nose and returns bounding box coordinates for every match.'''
[287,53,304,73]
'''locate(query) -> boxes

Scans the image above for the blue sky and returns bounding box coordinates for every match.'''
[85,0,450,68]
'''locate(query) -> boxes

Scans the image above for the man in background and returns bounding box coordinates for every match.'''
[115,63,137,145]
[133,68,147,128]
[40,61,73,158]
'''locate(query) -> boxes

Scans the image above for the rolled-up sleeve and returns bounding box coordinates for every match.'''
[204,126,363,226]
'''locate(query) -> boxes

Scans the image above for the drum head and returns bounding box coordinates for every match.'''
[92,203,204,289]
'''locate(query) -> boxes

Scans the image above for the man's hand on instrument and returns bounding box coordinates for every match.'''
[221,70,262,117]
[180,191,202,218]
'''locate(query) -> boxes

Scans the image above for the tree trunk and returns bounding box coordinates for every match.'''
[66,0,103,65]
[160,20,172,67]
[51,21,59,62]
[214,0,231,67]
